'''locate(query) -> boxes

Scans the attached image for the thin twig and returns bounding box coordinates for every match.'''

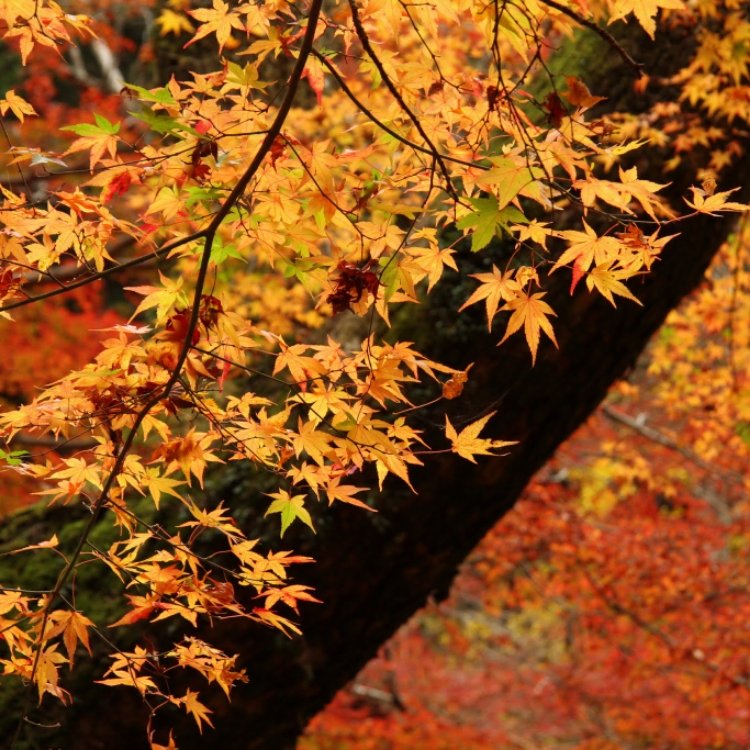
[538,0,645,76]
[0,231,203,314]
[347,0,460,200]
[312,49,483,171]
[602,404,745,487]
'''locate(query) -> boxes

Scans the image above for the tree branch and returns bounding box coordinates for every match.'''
[347,0,460,200]
[9,2,326,744]
[537,0,644,76]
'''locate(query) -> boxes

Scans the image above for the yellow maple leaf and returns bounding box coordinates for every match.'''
[143,469,185,510]
[552,222,621,276]
[185,0,245,52]
[252,606,302,636]
[126,272,188,326]
[444,412,516,463]
[574,167,668,221]
[35,645,68,703]
[514,220,551,249]
[292,418,332,467]
[180,500,244,539]
[586,266,643,306]
[499,291,558,364]
[144,186,182,221]
[609,0,685,39]
[0,89,36,123]
[685,186,750,215]
[408,242,458,291]
[156,8,194,36]
[98,648,157,694]
[460,265,521,330]
[262,584,322,613]
[324,476,373,510]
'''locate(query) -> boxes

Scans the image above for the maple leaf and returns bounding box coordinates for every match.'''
[479,156,547,208]
[609,0,685,38]
[324,476,373,510]
[252,607,302,637]
[586,266,643,306]
[143,469,185,510]
[0,590,26,616]
[266,490,315,536]
[35,645,68,703]
[274,341,326,385]
[225,60,269,91]
[49,457,103,492]
[574,167,668,221]
[514,220,551,249]
[302,56,325,106]
[126,272,188,327]
[180,501,244,540]
[176,690,214,733]
[456,198,527,252]
[157,8,195,36]
[61,114,121,170]
[499,292,558,364]
[292,418,333,467]
[108,595,158,627]
[169,637,248,697]
[444,412,516,463]
[552,222,622,293]
[261,584,322,613]
[459,265,522,329]
[408,241,458,291]
[102,171,133,204]
[2,3,93,65]
[185,0,245,52]
[98,648,158,695]
[685,186,750,215]
[45,610,94,668]
[0,89,36,123]
[565,76,606,109]
[142,186,185,221]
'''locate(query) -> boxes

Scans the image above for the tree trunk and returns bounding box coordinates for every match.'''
[4,22,748,750]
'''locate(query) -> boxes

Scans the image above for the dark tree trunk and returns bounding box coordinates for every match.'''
[4,21,748,750]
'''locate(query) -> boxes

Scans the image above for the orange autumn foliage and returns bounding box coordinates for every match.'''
[0,0,748,747]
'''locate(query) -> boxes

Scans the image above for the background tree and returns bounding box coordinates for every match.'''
[0,0,748,748]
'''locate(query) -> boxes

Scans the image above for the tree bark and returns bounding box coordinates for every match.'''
[4,21,749,750]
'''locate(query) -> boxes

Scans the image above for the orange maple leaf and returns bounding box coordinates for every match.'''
[176,689,214,733]
[444,412,516,463]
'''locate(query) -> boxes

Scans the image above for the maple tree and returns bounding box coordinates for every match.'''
[0,0,748,748]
